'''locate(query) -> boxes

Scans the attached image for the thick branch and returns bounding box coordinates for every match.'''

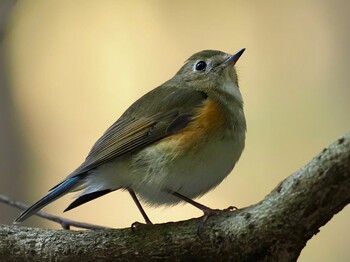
[0,132,349,261]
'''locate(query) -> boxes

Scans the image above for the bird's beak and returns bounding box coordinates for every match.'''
[224,48,245,66]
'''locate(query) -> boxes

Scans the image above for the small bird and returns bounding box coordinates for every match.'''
[15,49,246,228]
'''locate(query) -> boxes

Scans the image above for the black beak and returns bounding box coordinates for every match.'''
[225,48,245,66]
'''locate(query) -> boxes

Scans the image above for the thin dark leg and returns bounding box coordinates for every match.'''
[128,189,152,225]
[172,191,220,213]
[172,191,236,235]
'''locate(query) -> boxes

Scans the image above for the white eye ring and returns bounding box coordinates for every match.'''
[194,61,207,71]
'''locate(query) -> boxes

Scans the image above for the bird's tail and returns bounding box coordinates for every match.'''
[14,176,81,223]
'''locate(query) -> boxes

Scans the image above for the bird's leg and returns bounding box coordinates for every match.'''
[128,189,153,230]
[172,191,236,234]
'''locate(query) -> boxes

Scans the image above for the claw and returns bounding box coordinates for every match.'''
[196,206,238,236]
[131,221,153,232]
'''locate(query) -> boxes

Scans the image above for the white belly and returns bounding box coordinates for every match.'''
[80,115,245,207]
[129,135,244,206]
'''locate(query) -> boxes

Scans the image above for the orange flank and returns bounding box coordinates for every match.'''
[162,98,225,154]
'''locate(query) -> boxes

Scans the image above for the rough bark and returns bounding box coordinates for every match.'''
[0,132,349,262]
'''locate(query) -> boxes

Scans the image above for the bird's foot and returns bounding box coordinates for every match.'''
[197,205,238,236]
[131,221,153,232]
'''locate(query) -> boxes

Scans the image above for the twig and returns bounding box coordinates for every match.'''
[0,194,110,230]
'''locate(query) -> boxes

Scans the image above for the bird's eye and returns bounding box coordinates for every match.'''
[195,61,207,71]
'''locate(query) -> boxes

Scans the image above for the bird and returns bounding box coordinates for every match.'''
[14,48,246,229]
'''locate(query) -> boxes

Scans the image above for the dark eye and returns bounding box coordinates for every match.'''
[195,61,207,71]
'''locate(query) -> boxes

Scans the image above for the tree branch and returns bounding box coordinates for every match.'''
[0,194,110,230]
[0,132,349,261]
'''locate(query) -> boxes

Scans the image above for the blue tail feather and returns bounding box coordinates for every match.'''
[14,176,81,223]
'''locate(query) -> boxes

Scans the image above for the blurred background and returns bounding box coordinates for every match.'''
[0,0,349,261]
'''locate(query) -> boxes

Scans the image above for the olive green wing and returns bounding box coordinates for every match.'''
[70,87,207,176]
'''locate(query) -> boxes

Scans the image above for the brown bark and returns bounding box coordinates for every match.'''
[0,132,349,261]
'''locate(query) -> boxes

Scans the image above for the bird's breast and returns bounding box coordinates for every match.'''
[129,98,246,205]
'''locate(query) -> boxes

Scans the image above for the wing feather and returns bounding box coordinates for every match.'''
[69,87,208,177]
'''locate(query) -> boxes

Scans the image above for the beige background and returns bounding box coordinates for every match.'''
[1,1,349,261]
